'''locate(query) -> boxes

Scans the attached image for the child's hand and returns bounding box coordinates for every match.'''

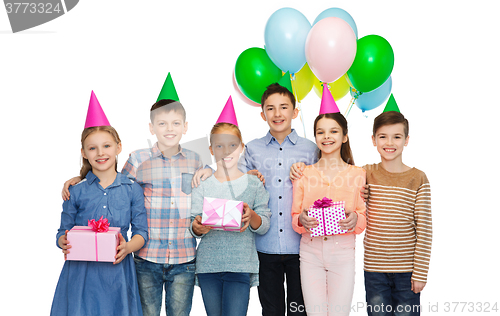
[411,280,426,293]
[299,208,319,233]
[192,168,213,188]
[290,162,306,181]
[240,203,262,232]
[339,209,358,231]
[240,203,253,233]
[61,176,82,201]
[192,215,212,236]
[360,184,370,202]
[247,170,265,185]
[58,230,71,260]
[114,233,130,265]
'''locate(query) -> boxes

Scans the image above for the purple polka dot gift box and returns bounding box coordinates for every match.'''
[308,198,347,237]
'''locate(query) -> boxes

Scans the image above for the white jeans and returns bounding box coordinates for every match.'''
[299,234,356,316]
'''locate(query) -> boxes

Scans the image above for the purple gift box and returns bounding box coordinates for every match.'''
[308,198,347,237]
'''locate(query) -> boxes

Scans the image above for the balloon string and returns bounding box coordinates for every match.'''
[290,73,307,138]
[344,96,357,117]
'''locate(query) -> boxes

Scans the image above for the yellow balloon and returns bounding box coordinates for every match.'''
[312,74,350,101]
[289,63,314,102]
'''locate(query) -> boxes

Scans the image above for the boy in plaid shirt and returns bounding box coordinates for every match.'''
[122,99,209,316]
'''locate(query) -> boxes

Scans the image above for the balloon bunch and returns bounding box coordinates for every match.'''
[234,7,395,116]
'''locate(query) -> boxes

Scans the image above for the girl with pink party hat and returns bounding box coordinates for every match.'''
[50,91,148,316]
[190,96,271,316]
[290,85,366,316]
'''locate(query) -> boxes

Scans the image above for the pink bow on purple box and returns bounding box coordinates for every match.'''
[308,199,347,237]
[313,197,334,208]
[202,197,243,231]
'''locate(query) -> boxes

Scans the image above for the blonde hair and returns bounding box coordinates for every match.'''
[80,126,121,179]
[209,123,243,145]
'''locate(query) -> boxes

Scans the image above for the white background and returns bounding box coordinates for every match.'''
[1,1,499,315]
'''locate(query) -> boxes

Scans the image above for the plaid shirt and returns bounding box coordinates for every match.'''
[122,143,203,264]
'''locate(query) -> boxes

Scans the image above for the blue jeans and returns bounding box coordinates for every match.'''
[197,272,251,316]
[134,256,195,316]
[364,272,421,316]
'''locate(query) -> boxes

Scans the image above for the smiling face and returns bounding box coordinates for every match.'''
[210,129,243,171]
[261,93,298,139]
[149,110,187,152]
[314,117,348,157]
[81,130,122,175]
[372,123,409,162]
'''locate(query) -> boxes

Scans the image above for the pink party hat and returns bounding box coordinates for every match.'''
[84,91,110,128]
[216,96,239,126]
[319,83,340,114]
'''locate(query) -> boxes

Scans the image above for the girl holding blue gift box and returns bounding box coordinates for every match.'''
[290,86,366,316]
[190,97,271,316]
[51,91,148,316]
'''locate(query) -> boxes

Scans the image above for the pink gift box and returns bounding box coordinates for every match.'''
[202,197,243,231]
[66,226,120,262]
[308,201,347,237]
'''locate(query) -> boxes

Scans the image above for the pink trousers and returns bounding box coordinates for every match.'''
[299,234,356,316]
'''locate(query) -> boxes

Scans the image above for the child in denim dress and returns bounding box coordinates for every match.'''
[51,93,148,316]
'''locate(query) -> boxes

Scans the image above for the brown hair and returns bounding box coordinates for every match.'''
[313,113,354,165]
[373,111,409,138]
[80,126,121,179]
[150,99,186,123]
[261,83,296,109]
[210,123,243,145]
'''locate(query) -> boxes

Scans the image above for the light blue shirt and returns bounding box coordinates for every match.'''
[240,129,318,254]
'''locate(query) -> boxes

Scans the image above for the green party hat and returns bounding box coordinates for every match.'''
[277,71,293,94]
[383,94,400,112]
[157,72,179,102]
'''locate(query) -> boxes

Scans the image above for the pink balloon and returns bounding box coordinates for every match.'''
[305,17,357,83]
[232,70,261,107]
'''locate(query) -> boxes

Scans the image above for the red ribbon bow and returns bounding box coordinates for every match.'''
[88,216,110,233]
[313,197,334,208]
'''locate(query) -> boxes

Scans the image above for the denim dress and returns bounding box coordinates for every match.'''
[50,171,148,316]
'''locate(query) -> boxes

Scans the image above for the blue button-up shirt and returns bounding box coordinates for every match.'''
[241,129,318,254]
[56,171,148,247]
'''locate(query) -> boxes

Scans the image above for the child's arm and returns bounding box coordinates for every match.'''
[291,176,319,234]
[57,230,71,260]
[192,215,212,236]
[116,182,148,264]
[411,280,426,294]
[191,167,213,188]
[244,181,271,234]
[61,176,82,201]
[56,190,80,258]
[411,175,432,289]
[360,184,370,202]
[339,168,367,234]
[246,169,265,184]
[115,233,145,264]
[289,162,306,181]
[189,183,211,237]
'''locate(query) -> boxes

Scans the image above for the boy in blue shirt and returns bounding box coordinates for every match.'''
[243,83,318,315]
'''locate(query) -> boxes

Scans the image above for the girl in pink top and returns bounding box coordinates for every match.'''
[291,112,366,316]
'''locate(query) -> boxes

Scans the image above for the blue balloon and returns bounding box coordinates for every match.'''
[351,76,392,112]
[313,8,358,39]
[265,8,311,74]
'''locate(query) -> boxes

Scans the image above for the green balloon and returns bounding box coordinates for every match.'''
[347,35,394,93]
[235,47,283,103]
